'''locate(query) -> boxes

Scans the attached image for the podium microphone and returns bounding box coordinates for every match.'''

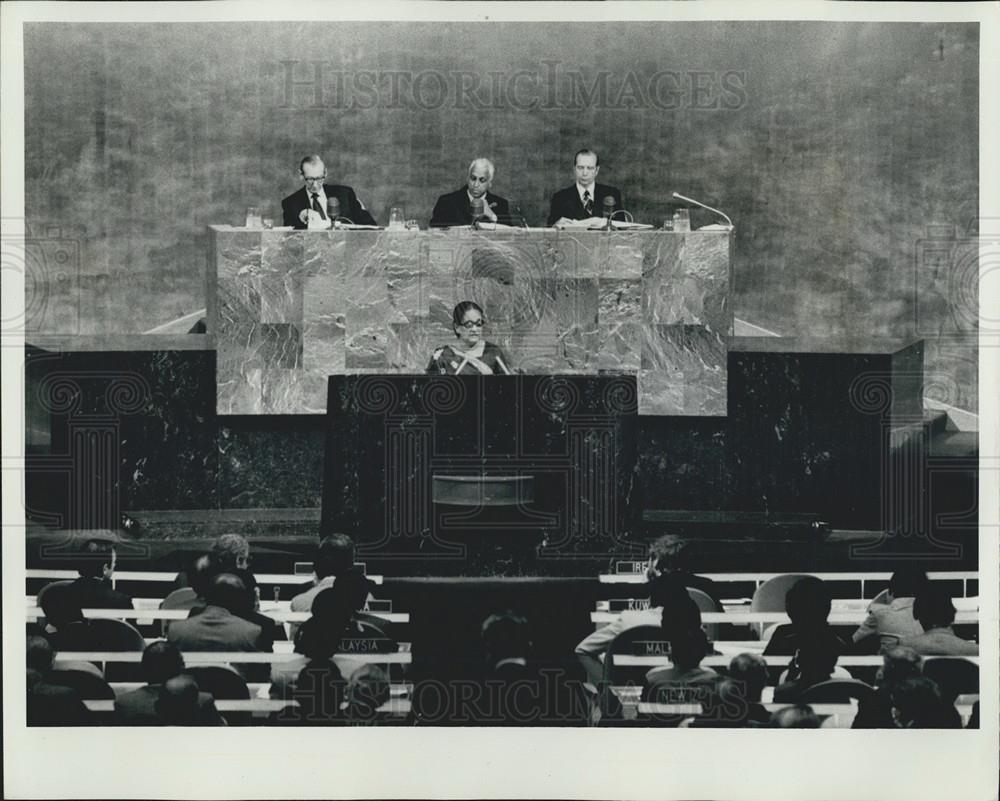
[326,197,341,226]
[671,192,733,228]
[602,195,616,230]
[470,196,485,229]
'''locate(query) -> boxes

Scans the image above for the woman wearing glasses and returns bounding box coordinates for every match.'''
[426,301,513,375]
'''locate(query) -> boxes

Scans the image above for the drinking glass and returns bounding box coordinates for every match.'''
[245,206,261,228]
[672,208,691,232]
[389,207,405,229]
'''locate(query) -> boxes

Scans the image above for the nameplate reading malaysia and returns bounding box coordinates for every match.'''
[631,640,671,656]
[609,598,653,612]
[338,637,397,654]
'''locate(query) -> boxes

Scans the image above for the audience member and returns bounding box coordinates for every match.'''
[26,635,91,725]
[853,646,923,729]
[852,568,927,653]
[772,637,842,703]
[645,534,720,602]
[644,603,721,705]
[770,704,821,728]
[161,553,215,611]
[115,641,224,726]
[343,664,392,724]
[39,538,133,613]
[890,676,962,729]
[720,653,771,726]
[271,570,375,720]
[899,583,978,656]
[38,582,85,638]
[763,576,850,656]
[167,573,267,652]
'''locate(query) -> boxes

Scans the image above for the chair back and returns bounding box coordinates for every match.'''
[801,678,875,704]
[923,658,979,703]
[750,574,813,638]
[57,618,146,651]
[184,665,250,700]
[47,667,115,700]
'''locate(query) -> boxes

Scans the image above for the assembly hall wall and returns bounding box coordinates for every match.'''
[23,21,979,413]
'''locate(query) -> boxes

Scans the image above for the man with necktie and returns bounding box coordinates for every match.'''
[429,158,511,227]
[546,149,623,227]
[281,155,377,229]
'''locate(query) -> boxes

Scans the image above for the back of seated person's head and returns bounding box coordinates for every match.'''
[912,583,956,629]
[189,553,217,599]
[699,678,747,723]
[481,612,531,662]
[314,533,355,579]
[346,664,390,714]
[648,572,691,609]
[785,577,831,627]
[890,676,960,728]
[310,568,373,619]
[647,534,692,576]
[666,623,710,671]
[142,640,186,685]
[155,675,201,724]
[77,537,115,578]
[771,704,821,728]
[39,583,84,628]
[211,533,250,572]
[794,637,840,680]
[889,567,929,599]
[728,653,768,702]
[880,646,923,685]
[27,635,54,673]
[297,575,372,661]
[205,573,250,615]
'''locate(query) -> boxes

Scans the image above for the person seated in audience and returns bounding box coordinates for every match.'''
[271,570,376,708]
[723,652,771,726]
[575,570,691,690]
[39,537,133,612]
[38,582,85,642]
[890,676,962,729]
[161,553,215,611]
[288,533,377,640]
[644,604,721,704]
[853,645,923,729]
[770,704,821,728]
[899,583,978,656]
[852,567,928,653]
[154,674,210,726]
[26,635,91,725]
[115,641,224,726]
[772,637,843,703]
[166,573,268,652]
[644,534,720,603]
[343,664,392,725]
[763,576,850,656]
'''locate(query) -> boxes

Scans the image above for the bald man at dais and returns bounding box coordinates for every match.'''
[430,158,511,227]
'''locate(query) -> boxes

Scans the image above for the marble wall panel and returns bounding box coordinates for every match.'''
[210,228,731,414]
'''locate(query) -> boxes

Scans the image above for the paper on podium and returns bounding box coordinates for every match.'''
[696,223,734,231]
[610,221,654,230]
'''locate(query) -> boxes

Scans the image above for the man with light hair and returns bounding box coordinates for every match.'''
[281,154,377,229]
[430,158,511,227]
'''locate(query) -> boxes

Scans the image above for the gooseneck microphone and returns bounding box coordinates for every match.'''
[602,196,617,231]
[470,196,485,229]
[671,192,734,228]
[326,197,341,227]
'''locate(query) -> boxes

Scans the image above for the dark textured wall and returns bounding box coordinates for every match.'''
[24,21,978,409]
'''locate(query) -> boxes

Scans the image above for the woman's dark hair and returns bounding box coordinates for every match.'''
[889,568,929,599]
[452,301,484,334]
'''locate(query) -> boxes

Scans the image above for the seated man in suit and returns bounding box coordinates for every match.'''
[852,567,927,653]
[26,635,91,725]
[39,537,133,612]
[281,154,377,229]
[430,158,510,227]
[763,576,851,657]
[547,148,623,227]
[167,573,268,653]
[115,640,224,726]
[899,583,978,656]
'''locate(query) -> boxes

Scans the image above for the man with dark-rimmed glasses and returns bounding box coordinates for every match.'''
[281,154,377,229]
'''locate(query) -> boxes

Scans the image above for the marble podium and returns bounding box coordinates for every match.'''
[208,226,732,416]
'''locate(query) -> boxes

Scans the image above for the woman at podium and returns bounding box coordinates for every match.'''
[426,301,513,375]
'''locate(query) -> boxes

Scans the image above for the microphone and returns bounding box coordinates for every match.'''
[470,196,485,229]
[326,197,341,228]
[602,196,617,231]
[671,192,733,228]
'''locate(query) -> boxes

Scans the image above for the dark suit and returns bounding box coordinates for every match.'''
[27,673,91,725]
[430,188,510,227]
[166,605,265,652]
[281,184,376,229]
[547,183,623,226]
[114,684,224,726]
[55,576,133,610]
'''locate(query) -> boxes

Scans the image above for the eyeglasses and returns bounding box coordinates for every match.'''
[458,320,485,329]
[303,175,326,184]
